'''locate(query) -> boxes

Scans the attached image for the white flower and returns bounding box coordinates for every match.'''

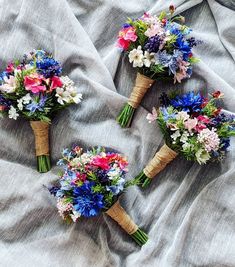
[176,111,190,121]
[56,76,82,105]
[8,106,19,120]
[0,75,16,93]
[17,94,32,111]
[180,131,189,143]
[143,51,155,67]
[17,99,23,111]
[171,130,181,141]
[128,46,144,68]
[70,210,81,222]
[182,142,192,151]
[195,148,210,164]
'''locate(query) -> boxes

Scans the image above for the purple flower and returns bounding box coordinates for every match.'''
[144,35,162,53]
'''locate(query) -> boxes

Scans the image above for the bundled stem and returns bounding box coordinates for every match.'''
[106,201,148,246]
[30,121,51,173]
[135,144,178,188]
[116,73,154,128]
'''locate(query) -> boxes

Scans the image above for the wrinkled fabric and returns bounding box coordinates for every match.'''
[0,0,235,266]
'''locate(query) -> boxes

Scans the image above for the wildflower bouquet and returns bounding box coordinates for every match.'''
[136,91,235,188]
[0,50,82,172]
[48,146,148,246]
[116,5,201,127]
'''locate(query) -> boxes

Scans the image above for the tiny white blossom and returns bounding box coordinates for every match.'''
[195,149,210,164]
[171,130,181,141]
[56,76,82,105]
[8,106,19,120]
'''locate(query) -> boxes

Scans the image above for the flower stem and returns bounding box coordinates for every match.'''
[135,170,152,188]
[116,103,135,128]
[131,228,148,246]
[37,155,51,173]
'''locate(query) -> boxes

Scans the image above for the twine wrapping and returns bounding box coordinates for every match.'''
[128,73,155,109]
[30,121,50,156]
[143,144,178,179]
[105,201,138,235]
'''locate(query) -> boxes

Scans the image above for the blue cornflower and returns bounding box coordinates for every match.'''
[26,95,47,113]
[73,182,104,217]
[144,35,162,53]
[220,138,230,151]
[36,57,62,78]
[156,50,182,75]
[106,178,125,196]
[175,37,191,60]
[170,92,204,113]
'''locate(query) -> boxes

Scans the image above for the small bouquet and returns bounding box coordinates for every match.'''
[116,5,201,127]
[48,146,148,246]
[136,91,235,187]
[0,50,82,172]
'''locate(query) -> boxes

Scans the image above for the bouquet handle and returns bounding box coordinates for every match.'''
[136,143,178,188]
[117,73,154,128]
[30,121,51,173]
[106,200,148,246]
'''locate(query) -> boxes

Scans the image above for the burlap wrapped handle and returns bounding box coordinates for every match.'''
[143,144,178,179]
[30,121,50,156]
[105,201,138,235]
[128,73,155,109]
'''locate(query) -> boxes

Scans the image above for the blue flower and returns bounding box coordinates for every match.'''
[220,138,230,151]
[48,185,60,196]
[175,37,191,60]
[106,178,125,195]
[156,50,182,75]
[160,107,176,121]
[170,92,204,113]
[73,182,104,217]
[0,71,9,84]
[26,95,47,113]
[36,57,62,78]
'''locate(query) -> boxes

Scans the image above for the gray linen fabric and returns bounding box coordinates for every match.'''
[0,0,235,266]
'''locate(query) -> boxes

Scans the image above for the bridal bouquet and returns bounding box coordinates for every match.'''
[116,5,201,127]
[48,146,148,246]
[135,91,235,187]
[0,50,82,172]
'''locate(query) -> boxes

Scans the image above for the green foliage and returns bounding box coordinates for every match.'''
[189,57,200,64]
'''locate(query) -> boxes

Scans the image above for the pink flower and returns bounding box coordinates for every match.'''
[92,156,110,170]
[117,26,137,50]
[145,24,163,37]
[6,63,15,73]
[146,107,158,123]
[50,76,63,91]
[197,115,210,124]
[174,59,190,83]
[184,118,198,132]
[24,73,46,94]
[197,128,220,152]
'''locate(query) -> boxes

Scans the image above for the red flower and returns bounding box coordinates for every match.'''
[6,63,14,73]
[212,91,224,99]
[213,108,222,116]
[50,76,63,91]
[92,156,110,170]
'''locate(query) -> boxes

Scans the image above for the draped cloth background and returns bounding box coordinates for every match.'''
[0,0,235,266]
